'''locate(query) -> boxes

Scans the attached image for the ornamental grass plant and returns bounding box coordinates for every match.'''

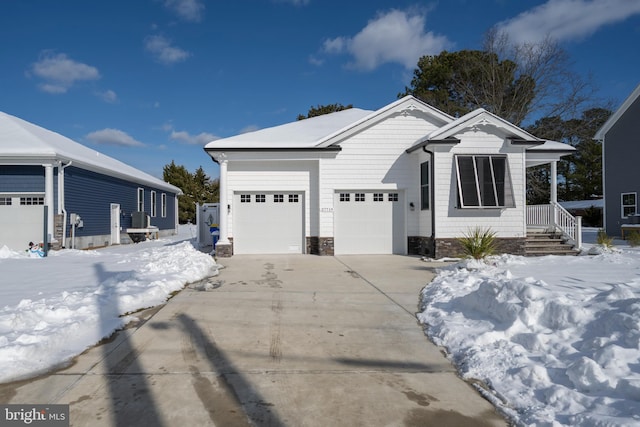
[457,227,497,260]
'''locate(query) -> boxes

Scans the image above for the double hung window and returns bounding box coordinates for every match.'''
[621,192,637,217]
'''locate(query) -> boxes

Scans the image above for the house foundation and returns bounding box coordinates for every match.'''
[434,237,526,258]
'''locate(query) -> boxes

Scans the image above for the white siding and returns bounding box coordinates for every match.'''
[226,161,318,238]
[432,129,527,238]
[319,111,441,237]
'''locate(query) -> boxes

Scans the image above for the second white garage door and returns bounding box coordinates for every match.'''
[233,192,304,254]
[334,191,405,255]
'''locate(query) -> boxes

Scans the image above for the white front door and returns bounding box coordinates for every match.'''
[334,190,406,255]
[110,203,120,245]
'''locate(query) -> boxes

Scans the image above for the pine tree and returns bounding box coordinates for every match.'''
[163,161,219,223]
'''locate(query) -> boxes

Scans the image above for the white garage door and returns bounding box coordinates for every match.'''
[233,192,304,254]
[0,194,45,251]
[334,191,405,255]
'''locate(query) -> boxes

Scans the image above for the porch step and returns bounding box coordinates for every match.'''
[525,232,579,256]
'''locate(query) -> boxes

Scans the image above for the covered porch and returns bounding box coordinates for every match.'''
[526,143,582,251]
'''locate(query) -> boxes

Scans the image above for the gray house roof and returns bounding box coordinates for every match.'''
[0,111,181,194]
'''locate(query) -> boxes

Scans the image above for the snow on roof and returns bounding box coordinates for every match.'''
[204,96,454,151]
[560,199,603,210]
[204,108,374,149]
[527,139,576,152]
[0,111,181,194]
[424,108,540,142]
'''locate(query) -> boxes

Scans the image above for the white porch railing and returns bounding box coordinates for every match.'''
[527,202,582,249]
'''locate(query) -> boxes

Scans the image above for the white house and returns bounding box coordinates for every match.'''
[204,96,576,257]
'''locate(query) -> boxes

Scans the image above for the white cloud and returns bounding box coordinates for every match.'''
[145,35,191,65]
[239,125,260,134]
[321,9,451,71]
[163,0,205,22]
[97,89,118,103]
[273,0,310,5]
[85,129,145,147]
[29,51,100,94]
[169,129,218,145]
[497,0,640,45]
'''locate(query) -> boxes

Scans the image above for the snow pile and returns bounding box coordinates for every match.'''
[418,252,640,426]
[0,230,218,383]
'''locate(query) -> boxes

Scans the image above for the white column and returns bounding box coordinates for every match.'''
[44,164,55,243]
[216,155,230,245]
[550,160,558,204]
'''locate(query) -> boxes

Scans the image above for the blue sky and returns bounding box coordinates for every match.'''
[2,0,639,180]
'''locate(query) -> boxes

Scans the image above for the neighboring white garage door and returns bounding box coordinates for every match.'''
[233,192,304,254]
[0,194,45,251]
[334,191,405,255]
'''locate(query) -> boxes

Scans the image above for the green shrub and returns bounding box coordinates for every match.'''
[596,229,614,248]
[457,227,497,260]
[627,231,640,247]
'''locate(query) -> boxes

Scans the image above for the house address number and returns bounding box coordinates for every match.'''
[320,207,333,213]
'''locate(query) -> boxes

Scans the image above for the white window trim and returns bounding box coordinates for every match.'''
[150,191,157,217]
[420,161,429,210]
[161,193,167,217]
[137,188,144,212]
[621,192,637,218]
[455,155,515,209]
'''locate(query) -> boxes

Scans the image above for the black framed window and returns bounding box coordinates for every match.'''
[420,161,429,210]
[455,155,514,208]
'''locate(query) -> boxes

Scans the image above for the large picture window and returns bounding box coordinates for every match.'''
[455,155,514,208]
[621,192,637,218]
[420,161,429,210]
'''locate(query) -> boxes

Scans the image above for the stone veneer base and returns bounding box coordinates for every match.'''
[434,237,526,258]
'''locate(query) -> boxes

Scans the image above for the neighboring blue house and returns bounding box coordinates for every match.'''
[0,111,182,251]
[595,83,640,238]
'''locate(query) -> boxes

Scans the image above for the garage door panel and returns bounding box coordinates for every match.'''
[334,191,405,255]
[0,199,44,251]
[233,193,304,254]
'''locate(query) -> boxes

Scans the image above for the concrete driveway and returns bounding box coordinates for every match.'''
[1,255,507,426]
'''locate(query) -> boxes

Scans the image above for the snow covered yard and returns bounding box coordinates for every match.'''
[0,224,219,384]
[418,229,640,426]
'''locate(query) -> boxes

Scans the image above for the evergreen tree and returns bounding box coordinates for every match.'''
[525,108,610,203]
[297,103,353,120]
[163,161,219,223]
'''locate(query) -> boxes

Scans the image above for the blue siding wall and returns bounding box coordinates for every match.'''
[64,166,177,237]
[0,165,45,192]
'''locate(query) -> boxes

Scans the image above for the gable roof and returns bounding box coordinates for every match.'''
[421,108,541,143]
[204,108,374,150]
[594,82,640,140]
[0,111,181,194]
[204,96,454,152]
